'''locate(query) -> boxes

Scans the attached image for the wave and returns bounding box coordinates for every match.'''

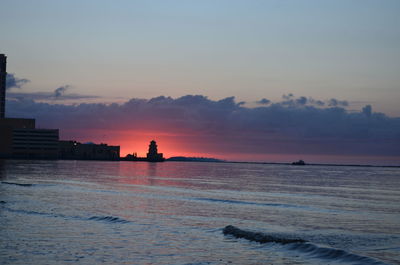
[3,207,61,217]
[194,197,344,214]
[1,181,34,187]
[288,243,387,265]
[223,225,387,265]
[195,197,297,208]
[88,216,130,224]
[223,225,305,244]
[3,206,130,224]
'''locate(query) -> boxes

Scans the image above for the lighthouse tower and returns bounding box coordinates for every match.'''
[146,140,164,162]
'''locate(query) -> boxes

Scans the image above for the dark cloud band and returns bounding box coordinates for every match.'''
[6,95,400,158]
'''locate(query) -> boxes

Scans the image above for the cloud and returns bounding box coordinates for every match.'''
[362,105,372,117]
[6,84,99,101]
[308,98,325,106]
[256,98,270,105]
[296,96,307,105]
[328,98,348,107]
[279,94,309,106]
[54,85,71,98]
[276,94,348,108]
[5,76,96,101]
[7,91,99,101]
[6,95,400,160]
[6,73,30,90]
[4,72,100,102]
[282,93,294,100]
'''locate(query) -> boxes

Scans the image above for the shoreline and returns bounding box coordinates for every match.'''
[1,157,399,168]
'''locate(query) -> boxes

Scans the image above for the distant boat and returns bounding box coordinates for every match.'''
[292,160,306,165]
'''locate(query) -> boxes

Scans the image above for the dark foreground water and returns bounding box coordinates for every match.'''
[0,160,399,265]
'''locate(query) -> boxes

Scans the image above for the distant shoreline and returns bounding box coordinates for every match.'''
[221,160,400,168]
[0,158,399,168]
[165,156,400,168]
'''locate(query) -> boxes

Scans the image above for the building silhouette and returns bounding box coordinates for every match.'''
[0,54,60,159]
[146,140,164,162]
[59,141,120,160]
[0,54,119,160]
[0,118,59,159]
[0,54,7,118]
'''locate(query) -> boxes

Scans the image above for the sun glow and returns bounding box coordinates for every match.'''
[59,129,217,158]
[58,128,400,166]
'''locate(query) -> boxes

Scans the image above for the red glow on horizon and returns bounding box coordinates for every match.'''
[59,128,400,166]
[59,128,217,159]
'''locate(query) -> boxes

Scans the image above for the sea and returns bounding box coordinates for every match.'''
[0,159,399,265]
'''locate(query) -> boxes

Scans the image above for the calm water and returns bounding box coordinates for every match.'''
[0,160,399,265]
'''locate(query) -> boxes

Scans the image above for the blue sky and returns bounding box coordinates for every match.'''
[1,0,400,163]
[1,0,399,115]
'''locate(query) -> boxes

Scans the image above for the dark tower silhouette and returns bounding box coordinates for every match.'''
[146,140,164,162]
[0,54,6,118]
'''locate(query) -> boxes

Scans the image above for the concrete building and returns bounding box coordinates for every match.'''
[11,128,59,159]
[0,118,59,159]
[0,54,60,159]
[0,54,7,118]
[0,54,120,160]
[0,118,35,157]
[59,141,120,160]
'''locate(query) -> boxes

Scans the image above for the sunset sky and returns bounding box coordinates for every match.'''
[1,0,400,164]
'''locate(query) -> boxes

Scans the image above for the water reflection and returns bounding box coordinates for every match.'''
[116,162,192,188]
[146,162,158,177]
[0,159,5,179]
